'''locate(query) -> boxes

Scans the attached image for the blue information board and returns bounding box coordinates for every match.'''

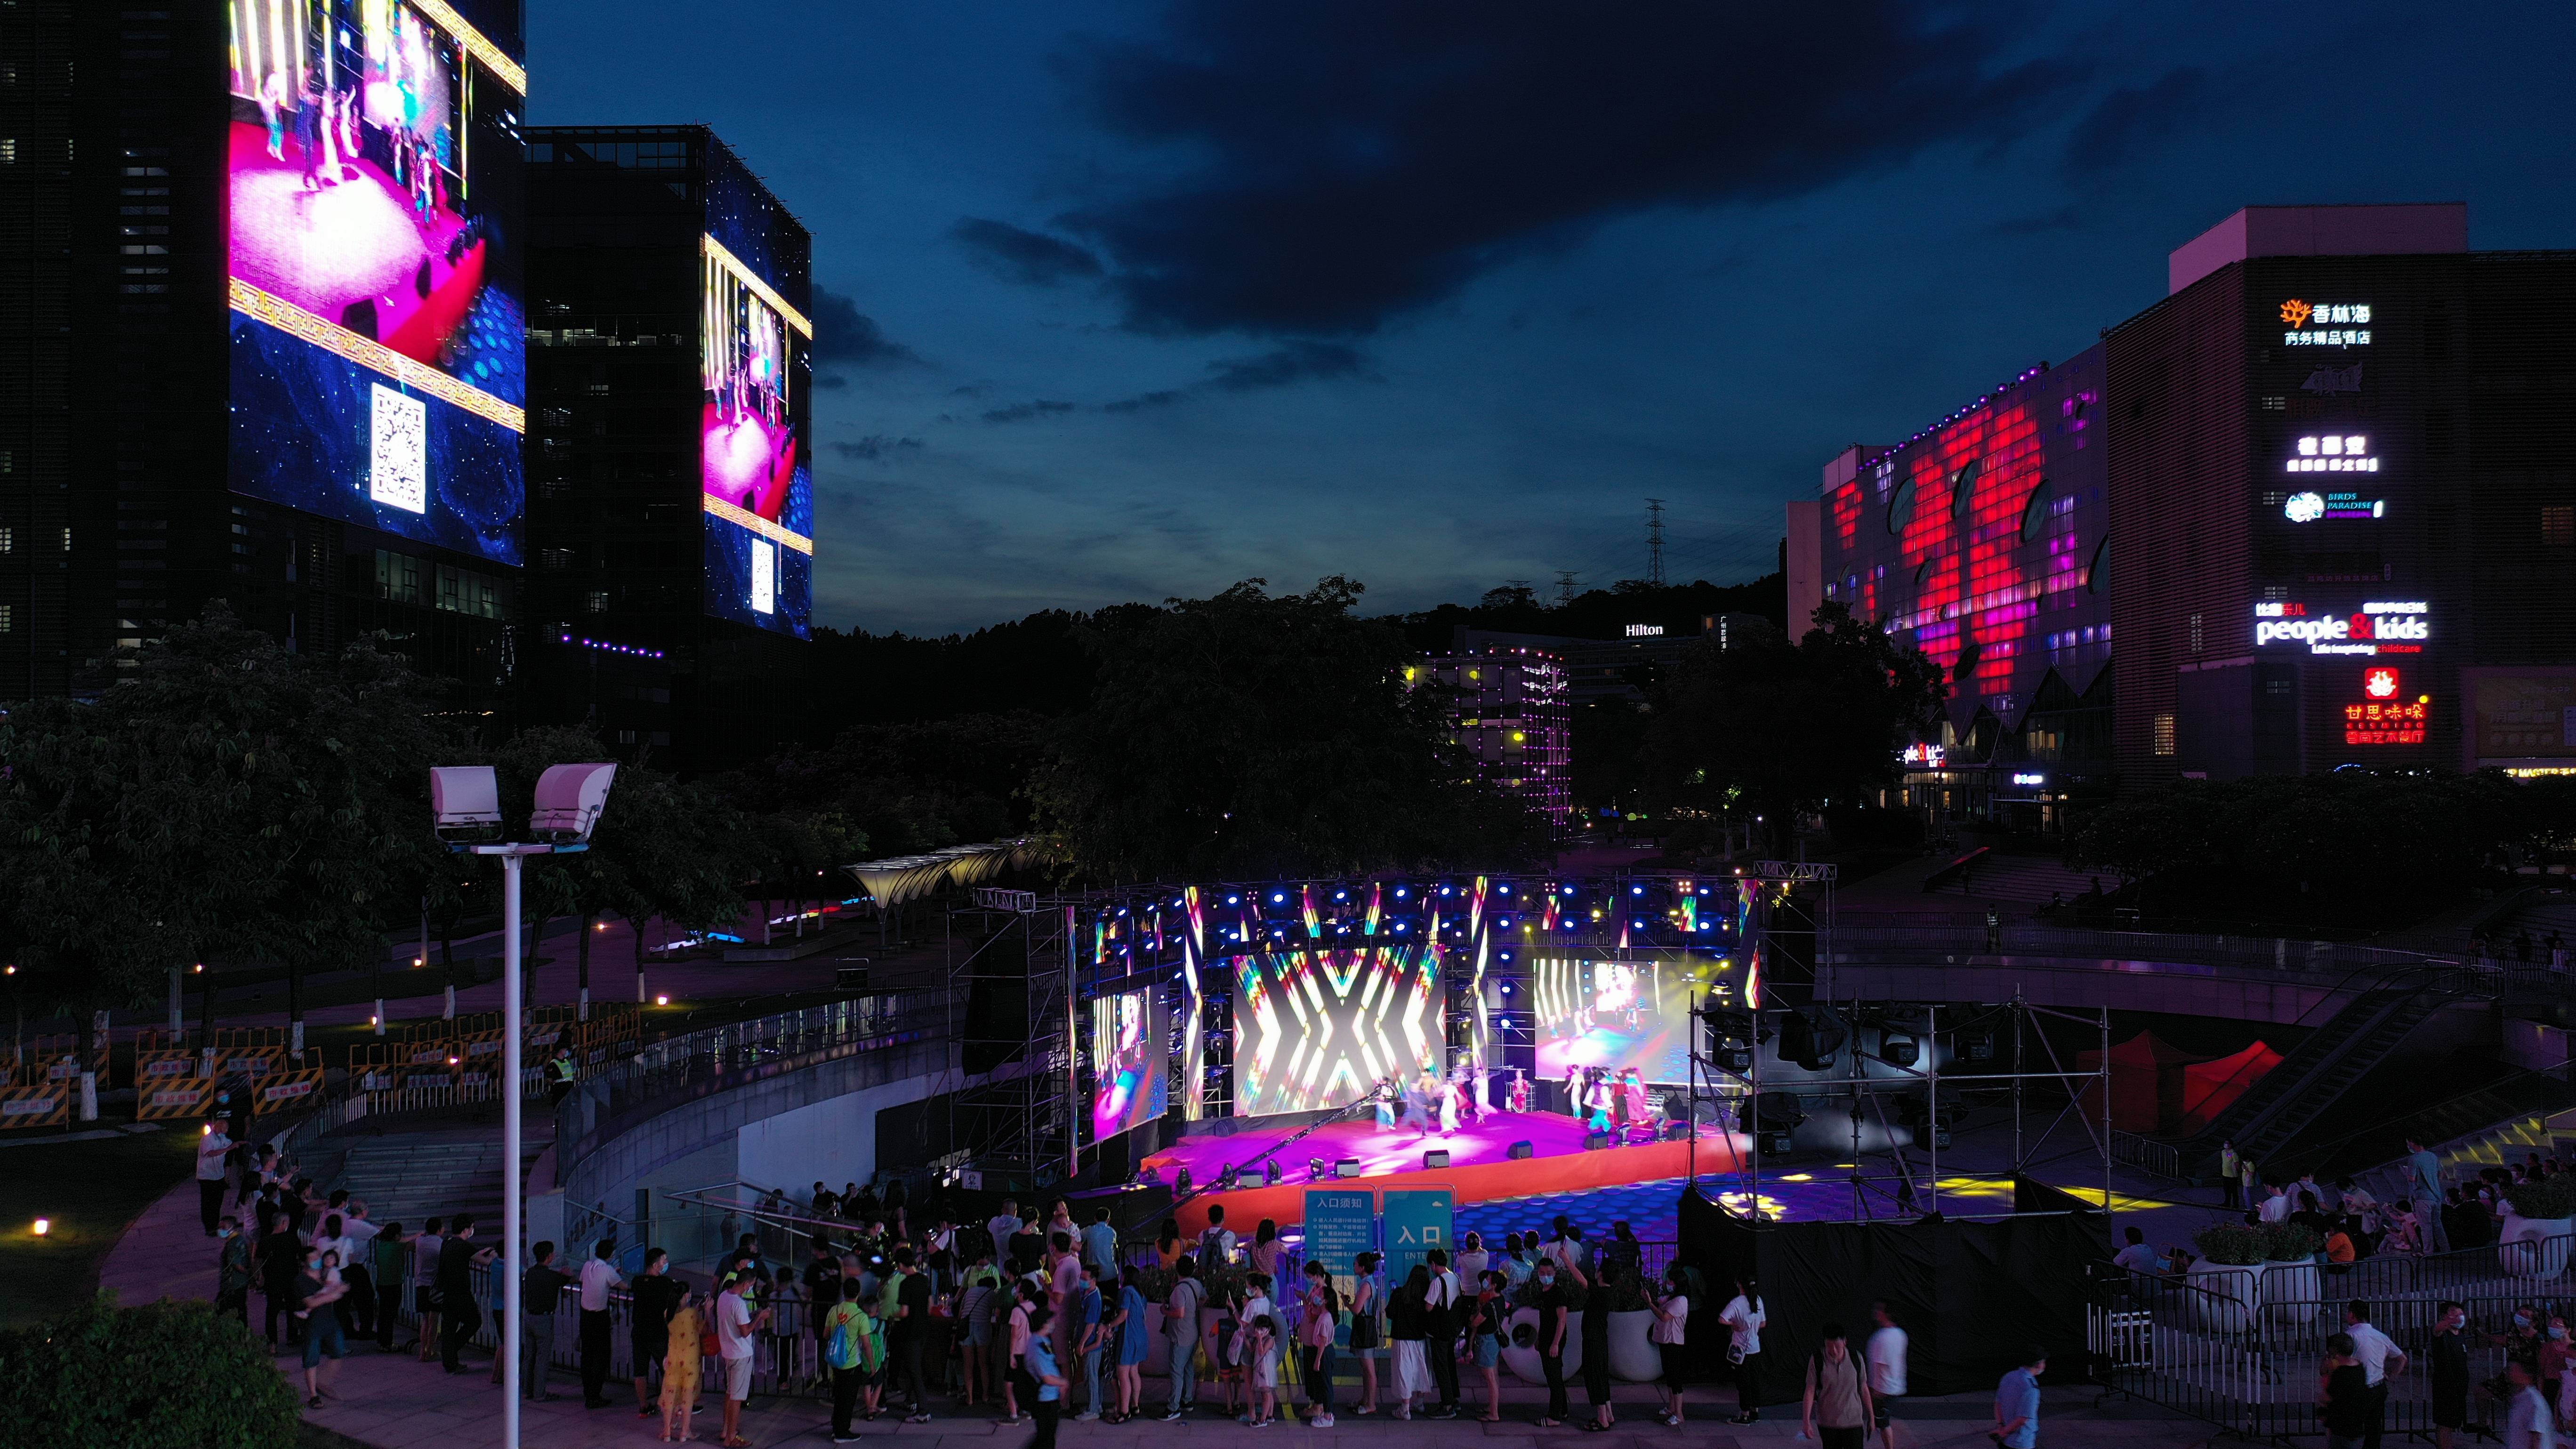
[1302,1188,1377,1350]
[1382,1187,1455,1284]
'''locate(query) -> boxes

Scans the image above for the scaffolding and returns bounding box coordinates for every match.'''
[928,889,1076,1193]
[1684,860,2112,1222]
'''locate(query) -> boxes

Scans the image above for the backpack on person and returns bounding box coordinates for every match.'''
[826,1302,864,1371]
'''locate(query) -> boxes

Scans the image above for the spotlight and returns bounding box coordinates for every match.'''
[1881,1032,1919,1068]
[32,1218,49,1237]
[655,994,670,1006]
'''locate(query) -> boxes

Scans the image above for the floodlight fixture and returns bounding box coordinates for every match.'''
[531,763,617,844]
[430,765,502,838]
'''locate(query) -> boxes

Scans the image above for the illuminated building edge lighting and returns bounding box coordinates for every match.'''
[411,0,528,95]
[703,495,814,555]
[701,235,813,339]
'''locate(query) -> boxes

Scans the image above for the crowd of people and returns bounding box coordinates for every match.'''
[197,1134,2059,1446]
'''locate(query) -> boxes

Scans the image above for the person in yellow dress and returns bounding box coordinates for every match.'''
[660,1288,707,1442]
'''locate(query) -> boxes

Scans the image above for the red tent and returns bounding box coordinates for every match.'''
[2178,1041,2284,1134]
[2077,1030,2206,1133]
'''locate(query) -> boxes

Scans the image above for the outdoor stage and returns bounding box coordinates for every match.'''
[1141,1109,1743,1233]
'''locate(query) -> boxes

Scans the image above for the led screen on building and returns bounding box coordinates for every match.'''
[1530,954,1727,1086]
[225,0,526,564]
[700,235,813,636]
[1231,945,1442,1117]
[1089,990,1166,1145]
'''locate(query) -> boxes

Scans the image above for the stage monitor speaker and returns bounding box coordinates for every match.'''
[1423,1150,1450,1169]
[1336,1158,1362,1179]
[1583,1131,1609,1151]
[1507,1140,1535,1160]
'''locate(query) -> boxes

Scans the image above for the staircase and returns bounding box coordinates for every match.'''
[331,1125,551,1232]
[2180,968,2455,1174]
[1920,850,2104,907]
[2350,1106,2576,1208]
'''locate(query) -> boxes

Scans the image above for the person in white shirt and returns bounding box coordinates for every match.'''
[1868,1301,1911,1448]
[578,1239,628,1408]
[989,1200,1024,1255]
[196,1123,233,1237]
[2343,1300,2406,1445]
[1452,1232,1490,1282]
[716,1275,770,1447]
[2505,1359,2556,1449]
[1720,1279,1766,1426]
[2259,1185,2292,1224]
[1649,1265,1690,1426]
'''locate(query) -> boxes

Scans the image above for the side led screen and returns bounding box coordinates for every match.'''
[1089,990,1167,1145]
[225,0,526,564]
[1530,954,1727,1086]
[700,236,813,637]
[1232,945,1442,1117]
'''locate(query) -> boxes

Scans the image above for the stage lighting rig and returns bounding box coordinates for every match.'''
[1777,1005,1846,1071]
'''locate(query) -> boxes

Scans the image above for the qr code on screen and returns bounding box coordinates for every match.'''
[369,384,428,515]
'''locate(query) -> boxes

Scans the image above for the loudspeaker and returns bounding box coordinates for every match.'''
[1584,1131,1609,1151]
[1423,1150,1450,1169]
[1507,1140,1535,1160]
[1336,1158,1362,1179]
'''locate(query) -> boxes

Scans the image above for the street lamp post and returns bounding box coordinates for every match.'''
[431,763,617,1449]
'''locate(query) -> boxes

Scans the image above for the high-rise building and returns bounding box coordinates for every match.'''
[1790,203,2576,805]
[521,125,814,766]
[1411,642,1573,839]
[0,1,530,698]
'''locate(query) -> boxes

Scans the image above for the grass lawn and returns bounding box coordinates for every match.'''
[0,1127,196,1328]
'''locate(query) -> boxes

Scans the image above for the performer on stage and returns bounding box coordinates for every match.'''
[1507,1071,1531,1115]
[1375,1077,1398,1131]
[1438,1070,1461,1135]
[1620,1070,1651,1141]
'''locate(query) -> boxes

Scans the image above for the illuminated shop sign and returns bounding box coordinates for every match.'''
[2345,669,2428,745]
[2285,491,2384,523]
[1901,742,1946,768]
[1623,623,1665,637]
[2252,600,2430,655]
[2280,300,2372,347]
[2287,435,2378,473]
[2010,772,2045,787]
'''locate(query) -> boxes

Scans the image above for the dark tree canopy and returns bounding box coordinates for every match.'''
[1031,576,1543,880]
[1643,599,1946,850]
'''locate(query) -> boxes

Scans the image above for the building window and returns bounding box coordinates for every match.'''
[2189,612,2203,655]
[0,526,11,554]
[2544,505,2575,548]
[0,604,11,632]
[2152,714,2177,757]
[539,547,577,570]
[587,590,610,614]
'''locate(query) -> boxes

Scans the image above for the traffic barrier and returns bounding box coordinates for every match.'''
[137,1079,214,1120]
[135,1049,200,1087]
[0,1083,71,1128]
[253,1067,325,1115]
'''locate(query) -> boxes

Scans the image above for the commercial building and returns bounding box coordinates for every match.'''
[522,125,814,765]
[1790,203,2576,810]
[0,1,529,698]
[1412,640,1573,840]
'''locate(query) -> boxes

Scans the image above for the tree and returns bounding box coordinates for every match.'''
[0,1296,300,1448]
[1030,576,1543,879]
[0,605,465,1036]
[1643,599,1946,854]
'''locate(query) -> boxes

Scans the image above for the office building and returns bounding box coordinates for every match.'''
[1790,203,2576,806]
[0,1,529,698]
[1412,643,1573,840]
[523,124,814,765]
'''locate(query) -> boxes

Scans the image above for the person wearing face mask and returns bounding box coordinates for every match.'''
[1721,1277,1767,1425]
[2544,1316,2574,1414]
[2430,1301,2469,1449]
[215,1215,253,1326]
[1530,1257,1573,1429]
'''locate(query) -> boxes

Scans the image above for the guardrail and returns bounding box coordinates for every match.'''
[2109,1130,2182,1182]
[1828,923,2459,976]
[554,988,958,1179]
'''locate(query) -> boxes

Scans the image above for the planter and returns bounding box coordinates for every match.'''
[2184,1261,2259,1333]
[2500,1215,2576,1279]
[2260,1259,2321,1324]
[1144,1332,1170,1377]
[1501,1307,1585,1384]
[1606,1309,1660,1382]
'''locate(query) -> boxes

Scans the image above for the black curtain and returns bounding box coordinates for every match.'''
[1674,1182,2109,1403]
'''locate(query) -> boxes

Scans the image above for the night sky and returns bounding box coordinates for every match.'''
[531,1,2576,636]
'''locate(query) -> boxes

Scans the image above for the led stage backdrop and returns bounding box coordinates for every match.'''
[1232,944,1443,1117]
[1089,989,1167,1145]
[226,0,525,563]
[1530,955,1725,1086]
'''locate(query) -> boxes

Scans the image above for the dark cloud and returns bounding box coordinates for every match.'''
[1982,205,2085,237]
[833,435,926,461]
[982,399,1078,424]
[810,284,920,368]
[951,218,1108,286]
[2063,68,2205,175]
[1103,340,1371,412]
[1058,2,2074,337]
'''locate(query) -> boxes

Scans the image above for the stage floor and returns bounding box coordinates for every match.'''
[1143,1111,1731,1233]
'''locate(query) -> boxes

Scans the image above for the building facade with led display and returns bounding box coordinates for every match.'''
[523,125,813,767]
[1791,203,2576,803]
[0,1,527,698]
[1412,640,1574,840]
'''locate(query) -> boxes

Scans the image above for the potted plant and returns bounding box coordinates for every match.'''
[1604,1270,1662,1382]
[2261,1222,2323,1322]
[2185,1224,2266,1332]
[2502,1175,2576,1278]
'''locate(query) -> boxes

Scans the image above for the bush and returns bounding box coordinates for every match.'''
[2263,1223,2323,1262]
[0,1295,299,1449]
[2190,1224,2269,1266]
[2505,1174,2576,1222]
